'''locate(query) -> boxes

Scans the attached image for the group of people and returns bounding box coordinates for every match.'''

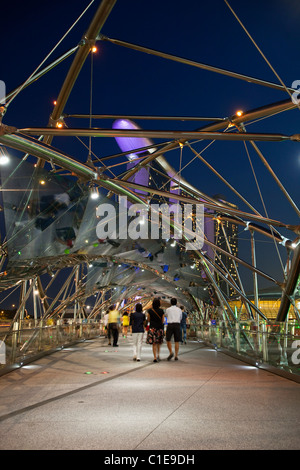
[103,298,188,363]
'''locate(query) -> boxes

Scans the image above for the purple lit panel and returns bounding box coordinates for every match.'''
[112,119,153,162]
[113,119,153,193]
[170,180,179,204]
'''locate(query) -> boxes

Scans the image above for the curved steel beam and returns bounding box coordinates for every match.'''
[277,244,300,321]
[99,35,296,94]
[101,98,297,203]
[44,0,117,142]
[17,127,299,142]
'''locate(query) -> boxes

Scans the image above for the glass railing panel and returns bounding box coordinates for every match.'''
[196,320,300,377]
[0,320,102,372]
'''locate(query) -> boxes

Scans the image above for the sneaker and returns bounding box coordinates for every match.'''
[175,356,179,361]
[137,359,140,362]
[167,353,174,361]
[153,359,158,363]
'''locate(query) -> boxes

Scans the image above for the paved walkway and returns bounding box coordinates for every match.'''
[0,335,299,450]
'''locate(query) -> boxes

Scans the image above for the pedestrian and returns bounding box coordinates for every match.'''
[131,303,146,361]
[104,309,109,339]
[108,304,120,347]
[122,310,130,338]
[165,298,182,360]
[180,306,187,344]
[146,298,165,362]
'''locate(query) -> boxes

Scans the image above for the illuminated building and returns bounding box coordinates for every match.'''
[213,195,239,298]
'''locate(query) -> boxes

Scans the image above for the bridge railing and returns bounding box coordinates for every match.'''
[193,320,300,379]
[0,319,299,380]
[0,319,103,375]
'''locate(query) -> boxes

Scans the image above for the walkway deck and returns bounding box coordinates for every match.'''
[0,335,299,451]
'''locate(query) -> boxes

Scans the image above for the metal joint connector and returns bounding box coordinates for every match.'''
[0,123,17,136]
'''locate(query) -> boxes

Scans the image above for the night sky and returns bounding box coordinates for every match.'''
[1,0,300,303]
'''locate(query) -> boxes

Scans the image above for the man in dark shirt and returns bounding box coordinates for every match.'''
[180,306,188,344]
[131,303,146,361]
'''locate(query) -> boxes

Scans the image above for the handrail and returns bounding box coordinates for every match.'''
[0,319,299,381]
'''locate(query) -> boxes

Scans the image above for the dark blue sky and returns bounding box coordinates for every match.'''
[1,0,300,296]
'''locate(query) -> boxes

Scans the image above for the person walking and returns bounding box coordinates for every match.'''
[165,298,182,360]
[122,310,130,338]
[131,303,146,361]
[146,298,165,362]
[180,306,187,344]
[108,304,120,347]
[103,309,109,340]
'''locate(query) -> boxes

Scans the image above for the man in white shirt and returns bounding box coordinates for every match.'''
[165,298,182,360]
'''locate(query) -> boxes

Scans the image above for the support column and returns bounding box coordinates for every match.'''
[277,244,300,321]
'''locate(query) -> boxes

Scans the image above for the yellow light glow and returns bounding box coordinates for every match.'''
[91,46,97,53]
[236,110,243,117]
[56,121,63,128]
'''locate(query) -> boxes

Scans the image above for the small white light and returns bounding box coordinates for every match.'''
[0,154,9,165]
[91,190,99,199]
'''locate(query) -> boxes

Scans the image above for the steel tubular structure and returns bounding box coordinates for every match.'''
[0,0,299,334]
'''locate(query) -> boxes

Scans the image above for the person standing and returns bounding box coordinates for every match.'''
[108,304,120,347]
[131,303,146,362]
[165,298,182,360]
[146,298,165,362]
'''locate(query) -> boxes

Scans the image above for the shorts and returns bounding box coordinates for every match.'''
[166,323,181,342]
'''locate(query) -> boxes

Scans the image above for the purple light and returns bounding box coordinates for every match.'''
[113,119,154,192]
[112,119,154,161]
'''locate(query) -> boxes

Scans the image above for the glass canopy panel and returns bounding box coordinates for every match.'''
[0,155,88,264]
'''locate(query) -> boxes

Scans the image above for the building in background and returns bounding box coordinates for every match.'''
[213,195,239,298]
